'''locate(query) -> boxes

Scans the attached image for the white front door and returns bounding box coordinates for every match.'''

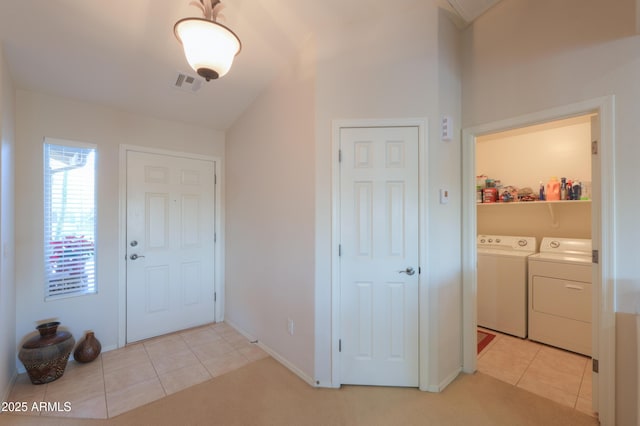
[339,126,420,387]
[126,150,216,343]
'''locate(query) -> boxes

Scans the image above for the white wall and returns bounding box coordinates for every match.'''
[478,202,592,246]
[0,44,16,401]
[225,1,464,388]
[14,90,224,362]
[477,116,592,191]
[462,0,639,423]
[225,39,316,381]
[434,7,463,387]
[314,2,463,387]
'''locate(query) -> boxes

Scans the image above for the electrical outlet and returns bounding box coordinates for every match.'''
[287,318,294,336]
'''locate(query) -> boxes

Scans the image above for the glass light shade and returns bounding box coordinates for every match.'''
[174,18,241,80]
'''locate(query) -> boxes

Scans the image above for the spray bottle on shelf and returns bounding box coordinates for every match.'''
[566,180,573,200]
[573,181,582,200]
[560,177,567,200]
[539,181,545,201]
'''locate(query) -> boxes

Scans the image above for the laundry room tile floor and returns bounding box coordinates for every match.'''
[4,322,269,419]
[477,327,596,418]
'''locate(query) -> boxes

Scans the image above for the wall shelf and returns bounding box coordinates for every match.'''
[477,199,591,228]
[477,200,591,207]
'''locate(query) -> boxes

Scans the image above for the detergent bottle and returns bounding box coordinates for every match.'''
[546,176,560,201]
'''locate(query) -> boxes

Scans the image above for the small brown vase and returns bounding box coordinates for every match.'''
[73,331,101,363]
[18,322,75,385]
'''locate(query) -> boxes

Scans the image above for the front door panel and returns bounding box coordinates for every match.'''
[126,151,216,343]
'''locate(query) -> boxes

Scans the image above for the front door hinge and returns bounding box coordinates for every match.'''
[591,140,598,155]
[338,149,342,162]
[339,244,342,257]
[592,358,599,373]
[339,339,342,352]
[214,292,217,302]
[592,249,599,264]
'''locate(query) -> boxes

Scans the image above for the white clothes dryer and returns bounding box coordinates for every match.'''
[528,237,592,356]
[477,235,537,338]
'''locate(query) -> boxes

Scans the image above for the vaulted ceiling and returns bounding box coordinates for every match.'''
[0,0,500,130]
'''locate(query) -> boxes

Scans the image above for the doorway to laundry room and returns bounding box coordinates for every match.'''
[474,113,595,416]
[461,98,616,424]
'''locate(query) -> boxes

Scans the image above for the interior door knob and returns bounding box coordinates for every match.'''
[398,267,415,276]
[130,254,145,260]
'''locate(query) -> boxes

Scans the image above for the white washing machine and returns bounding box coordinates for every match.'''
[528,237,592,356]
[477,235,537,338]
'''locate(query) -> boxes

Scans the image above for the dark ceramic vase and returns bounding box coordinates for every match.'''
[73,331,101,363]
[18,322,75,385]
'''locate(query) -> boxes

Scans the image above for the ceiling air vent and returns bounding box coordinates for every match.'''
[173,72,203,93]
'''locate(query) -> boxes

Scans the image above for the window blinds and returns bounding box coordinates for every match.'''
[44,142,97,299]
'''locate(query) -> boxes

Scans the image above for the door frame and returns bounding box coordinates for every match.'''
[461,96,615,425]
[330,118,430,390]
[117,145,225,347]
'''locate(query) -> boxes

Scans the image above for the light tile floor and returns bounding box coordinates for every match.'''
[477,328,596,418]
[4,323,597,420]
[4,322,268,419]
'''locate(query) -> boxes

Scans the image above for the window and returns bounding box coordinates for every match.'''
[44,140,97,299]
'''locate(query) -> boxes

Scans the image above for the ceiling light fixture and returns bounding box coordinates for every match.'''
[174,0,241,81]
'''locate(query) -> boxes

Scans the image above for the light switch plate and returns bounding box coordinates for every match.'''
[440,188,450,204]
[441,116,453,141]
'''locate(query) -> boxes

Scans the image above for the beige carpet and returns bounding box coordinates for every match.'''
[2,357,598,426]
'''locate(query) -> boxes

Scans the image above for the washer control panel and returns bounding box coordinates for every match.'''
[477,235,537,252]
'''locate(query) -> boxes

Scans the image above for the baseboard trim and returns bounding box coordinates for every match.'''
[425,367,462,392]
[224,319,316,388]
[254,342,317,388]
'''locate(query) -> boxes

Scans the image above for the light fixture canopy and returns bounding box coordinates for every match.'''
[174,0,241,81]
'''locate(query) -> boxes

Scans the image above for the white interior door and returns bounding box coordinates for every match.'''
[339,126,420,387]
[126,150,216,343]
